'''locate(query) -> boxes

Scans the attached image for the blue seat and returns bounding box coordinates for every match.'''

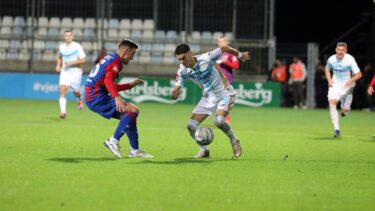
[154,30,166,41]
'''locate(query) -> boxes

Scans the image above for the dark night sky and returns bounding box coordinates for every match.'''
[275,0,372,47]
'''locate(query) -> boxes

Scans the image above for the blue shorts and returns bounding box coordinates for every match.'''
[86,94,127,119]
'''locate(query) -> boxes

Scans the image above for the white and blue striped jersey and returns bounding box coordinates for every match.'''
[58,41,86,70]
[175,48,233,96]
[326,53,360,84]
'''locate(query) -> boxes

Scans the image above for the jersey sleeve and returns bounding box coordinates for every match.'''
[370,75,375,87]
[325,58,333,70]
[175,68,186,87]
[208,48,222,62]
[77,43,86,59]
[104,70,119,98]
[350,58,360,74]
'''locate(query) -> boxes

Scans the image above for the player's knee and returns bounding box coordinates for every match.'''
[214,116,226,128]
[187,119,199,131]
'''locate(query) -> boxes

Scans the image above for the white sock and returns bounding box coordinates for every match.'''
[109,136,119,143]
[59,97,67,113]
[329,104,339,130]
[199,145,208,151]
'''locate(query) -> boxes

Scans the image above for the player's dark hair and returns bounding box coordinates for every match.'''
[118,39,139,49]
[175,43,190,55]
[64,29,72,33]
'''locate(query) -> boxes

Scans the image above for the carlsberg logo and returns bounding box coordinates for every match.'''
[234,83,273,107]
[119,78,186,104]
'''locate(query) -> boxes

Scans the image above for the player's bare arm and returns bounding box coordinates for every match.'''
[219,46,251,62]
[344,71,362,88]
[64,57,86,66]
[325,68,333,87]
[56,56,62,72]
[171,86,181,100]
[130,79,144,87]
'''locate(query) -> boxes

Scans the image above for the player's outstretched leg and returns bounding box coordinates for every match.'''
[74,91,83,110]
[214,115,242,158]
[340,94,352,117]
[329,102,340,137]
[187,119,209,158]
[59,97,67,119]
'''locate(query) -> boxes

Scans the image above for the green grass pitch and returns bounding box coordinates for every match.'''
[0,99,374,210]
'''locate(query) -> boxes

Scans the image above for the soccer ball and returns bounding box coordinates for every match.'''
[194,127,214,145]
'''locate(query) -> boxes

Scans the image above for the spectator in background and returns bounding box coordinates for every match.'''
[367,74,375,138]
[55,29,86,119]
[95,47,107,64]
[216,36,239,123]
[359,63,373,111]
[289,57,307,109]
[314,60,328,108]
[271,59,288,107]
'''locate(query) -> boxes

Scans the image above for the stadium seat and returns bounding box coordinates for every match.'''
[190,44,200,53]
[104,42,117,51]
[143,19,154,30]
[142,30,154,41]
[45,41,57,50]
[152,43,164,56]
[1,16,13,27]
[83,28,95,39]
[9,40,21,49]
[119,19,131,29]
[49,17,61,28]
[163,43,175,53]
[72,28,83,37]
[21,40,30,50]
[26,17,37,26]
[0,27,11,36]
[224,32,233,41]
[130,30,142,41]
[42,50,55,61]
[33,40,45,50]
[32,50,42,60]
[84,18,96,28]
[163,56,175,64]
[190,31,201,42]
[36,28,47,37]
[18,49,30,61]
[13,16,25,27]
[154,30,165,41]
[138,52,151,63]
[11,27,23,38]
[0,40,10,48]
[38,17,49,28]
[201,31,212,42]
[151,55,163,64]
[108,18,119,29]
[118,29,130,38]
[131,19,143,30]
[47,28,60,38]
[81,41,93,51]
[140,42,152,52]
[212,31,223,40]
[97,18,108,29]
[166,30,177,42]
[92,41,99,50]
[107,29,118,39]
[73,17,85,28]
[6,49,18,60]
[61,17,73,28]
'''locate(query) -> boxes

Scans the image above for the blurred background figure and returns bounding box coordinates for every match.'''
[95,47,107,64]
[216,35,239,123]
[354,62,373,111]
[288,57,307,109]
[314,60,328,108]
[271,59,288,107]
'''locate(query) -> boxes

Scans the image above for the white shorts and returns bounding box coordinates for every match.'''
[59,67,83,91]
[327,85,353,101]
[192,93,236,116]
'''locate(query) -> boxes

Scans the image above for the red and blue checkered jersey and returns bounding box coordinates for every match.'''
[85,52,123,103]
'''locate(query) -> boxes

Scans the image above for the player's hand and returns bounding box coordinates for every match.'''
[344,80,353,88]
[239,52,251,62]
[368,86,374,96]
[56,65,61,72]
[131,79,144,87]
[328,80,334,87]
[64,61,74,67]
[171,87,181,100]
[115,97,126,113]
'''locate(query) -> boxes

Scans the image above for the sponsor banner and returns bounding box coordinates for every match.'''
[119,77,280,107]
[0,72,87,101]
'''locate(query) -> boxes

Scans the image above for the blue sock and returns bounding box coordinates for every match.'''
[113,112,139,150]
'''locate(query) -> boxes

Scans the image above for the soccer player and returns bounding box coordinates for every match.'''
[325,42,362,137]
[85,39,152,158]
[171,43,250,158]
[216,36,239,123]
[56,29,86,119]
